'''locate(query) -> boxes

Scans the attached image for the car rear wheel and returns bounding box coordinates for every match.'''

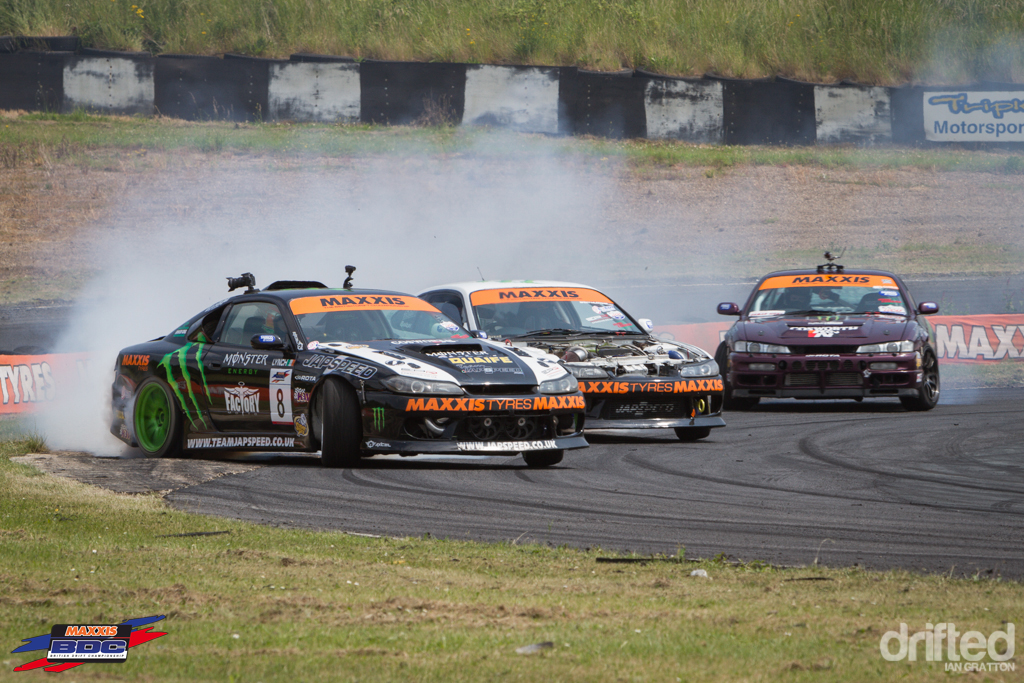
[133,377,182,458]
[318,378,363,468]
[675,427,711,441]
[716,342,761,411]
[900,349,940,411]
[523,449,563,467]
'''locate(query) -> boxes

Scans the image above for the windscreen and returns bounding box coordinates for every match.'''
[468,287,644,337]
[748,274,908,317]
[290,294,467,342]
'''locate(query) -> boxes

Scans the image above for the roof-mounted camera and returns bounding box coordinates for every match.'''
[816,249,845,274]
[227,272,258,293]
[343,265,356,291]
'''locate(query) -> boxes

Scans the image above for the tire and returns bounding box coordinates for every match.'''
[319,378,363,467]
[675,427,711,441]
[133,377,182,458]
[523,449,563,467]
[900,349,940,411]
[717,342,760,410]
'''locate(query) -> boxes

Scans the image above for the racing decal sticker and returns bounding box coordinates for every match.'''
[405,395,585,412]
[290,295,438,315]
[224,383,259,414]
[272,358,295,367]
[579,379,723,394]
[186,435,296,449]
[758,275,897,289]
[293,387,310,403]
[879,305,907,314]
[157,343,211,430]
[222,352,269,367]
[469,287,613,306]
[120,354,149,368]
[788,326,860,338]
[458,439,557,452]
[294,412,308,437]
[270,368,293,425]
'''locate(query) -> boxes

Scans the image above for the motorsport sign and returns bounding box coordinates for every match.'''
[11,615,166,673]
[925,91,1024,142]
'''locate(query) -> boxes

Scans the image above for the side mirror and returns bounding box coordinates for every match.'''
[918,302,939,315]
[251,333,286,350]
[718,302,740,316]
[637,318,654,331]
[469,329,489,339]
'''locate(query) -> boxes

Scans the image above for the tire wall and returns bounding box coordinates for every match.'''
[1,41,1022,146]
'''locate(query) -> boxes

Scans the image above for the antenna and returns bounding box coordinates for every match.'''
[476,266,485,281]
[343,265,356,290]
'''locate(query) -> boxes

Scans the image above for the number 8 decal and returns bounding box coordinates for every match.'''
[270,368,293,425]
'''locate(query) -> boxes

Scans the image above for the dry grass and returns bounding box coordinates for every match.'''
[3,0,1024,83]
[1,437,1021,682]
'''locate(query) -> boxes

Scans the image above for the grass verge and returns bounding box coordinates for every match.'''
[3,112,1024,174]
[2,0,1024,83]
[0,433,1020,682]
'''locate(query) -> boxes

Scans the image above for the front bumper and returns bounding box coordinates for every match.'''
[578,376,725,430]
[729,352,923,399]
[360,390,587,455]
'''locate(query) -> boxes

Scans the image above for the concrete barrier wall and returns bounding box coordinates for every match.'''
[1,43,1022,146]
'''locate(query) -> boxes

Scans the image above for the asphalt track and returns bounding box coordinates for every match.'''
[167,387,1024,579]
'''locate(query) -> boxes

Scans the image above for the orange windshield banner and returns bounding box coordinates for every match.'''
[469,287,613,306]
[0,353,92,414]
[758,274,899,289]
[290,294,438,316]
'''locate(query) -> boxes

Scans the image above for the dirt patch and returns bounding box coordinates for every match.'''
[11,452,261,494]
[2,148,1024,304]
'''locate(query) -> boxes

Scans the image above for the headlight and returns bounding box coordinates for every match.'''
[734,341,790,354]
[538,375,579,394]
[856,340,914,354]
[564,363,608,379]
[678,360,719,377]
[382,375,464,395]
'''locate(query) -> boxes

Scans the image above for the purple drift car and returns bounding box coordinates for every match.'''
[715,258,940,411]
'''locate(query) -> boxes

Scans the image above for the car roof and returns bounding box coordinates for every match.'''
[756,268,904,281]
[420,280,598,297]
[228,287,414,303]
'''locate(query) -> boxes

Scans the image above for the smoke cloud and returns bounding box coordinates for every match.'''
[40,133,628,454]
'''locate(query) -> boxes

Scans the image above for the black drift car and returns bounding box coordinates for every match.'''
[111,279,588,467]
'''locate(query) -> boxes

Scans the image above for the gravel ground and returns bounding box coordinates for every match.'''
[2,149,1023,305]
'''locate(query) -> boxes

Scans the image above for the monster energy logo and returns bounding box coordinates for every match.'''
[157,342,212,430]
[371,407,385,431]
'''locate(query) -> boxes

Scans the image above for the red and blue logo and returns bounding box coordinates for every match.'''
[11,615,166,673]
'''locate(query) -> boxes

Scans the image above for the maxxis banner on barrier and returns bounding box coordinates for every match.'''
[654,314,1024,365]
[0,353,92,414]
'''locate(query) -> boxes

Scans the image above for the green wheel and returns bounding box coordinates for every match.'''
[133,378,182,457]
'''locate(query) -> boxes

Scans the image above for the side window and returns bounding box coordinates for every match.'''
[422,291,466,326]
[188,305,228,343]
[217,302,287,346]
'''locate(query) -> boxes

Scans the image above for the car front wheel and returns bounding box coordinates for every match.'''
[716,342,760,411]
[133,377,182,458]
[318,378,363,467]
[523,449,563,467]
[900,348,940,411]
[675,427,711,441]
